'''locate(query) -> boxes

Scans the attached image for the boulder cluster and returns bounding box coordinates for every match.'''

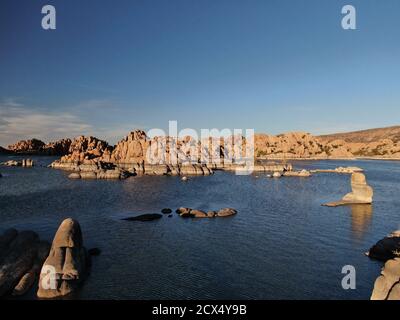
[0,218,90,299]
[1,159,34,167]
[367,231,400,300]
[176,207,237,218]
[0,229,50,297]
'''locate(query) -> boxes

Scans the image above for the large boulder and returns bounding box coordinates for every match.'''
[371,257,400,300]
[342,172,373,203]
[367,231,400,261]
[37,218,89,299]
[323,172,373,207]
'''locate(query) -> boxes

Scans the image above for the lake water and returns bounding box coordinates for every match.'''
[1,155,399,300]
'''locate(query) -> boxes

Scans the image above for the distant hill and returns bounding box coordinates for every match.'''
[318,126,400,143]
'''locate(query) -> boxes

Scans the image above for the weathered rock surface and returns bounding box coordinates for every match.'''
[217,208,238,217]
[1,159,34,167]
[37,218,89,299]
[323,172,373,207]
[122,214,163,221]
[176,207,238,218]
[371,257,400,300]
[283,169,311,177]
[0,230,50,297]
[8,139,45,154]
[311,166,364,174]
[367,231,400,261]
[43,139,72,156]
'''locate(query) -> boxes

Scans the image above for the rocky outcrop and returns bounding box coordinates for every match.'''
[43,139,72,156]
[320,126,400,159]
[283,169,311,177]
[67,167,130,180]
[37,218,89,299]
[8,139,45,154]
[1,159,34,167]
[323,173,373,207]
[0,229,50,297]
[367,231,400,261]
[176,207,237,218]
[371,257,400,300]
[311,166,363,174]
[255,132,353,159]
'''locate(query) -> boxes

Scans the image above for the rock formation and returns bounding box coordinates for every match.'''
[367,231,400,261]
[176,207,237,218]
[0,229,50,297]
[43,138,72,156]
[8,139,45,154]
[311,166,363,174]
[283,169,311,177]
[37,218,89,299]
[1,159,34,167]
[371,257,400,300]
[323,172,373,207]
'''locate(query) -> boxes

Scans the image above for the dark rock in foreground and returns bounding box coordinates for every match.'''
[0,229,50,297]
[367,231,400,261]
[122,214,163,222]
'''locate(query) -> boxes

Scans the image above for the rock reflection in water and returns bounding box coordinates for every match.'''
[350,204,373,240]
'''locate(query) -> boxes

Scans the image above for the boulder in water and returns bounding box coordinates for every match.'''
[122,214,163,222]
[367,231,400,261]
[37,218,89,299]
[323,172,373,207]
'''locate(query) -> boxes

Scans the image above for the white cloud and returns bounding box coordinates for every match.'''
[0,98,146,147]
[0,99,93,147]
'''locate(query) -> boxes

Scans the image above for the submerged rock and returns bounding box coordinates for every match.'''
[37,218,89,299]
[323,172,373,207]
[122,214,163,221]
[161,208,172,214]
[371,257,400,300]
[367,231,400,261]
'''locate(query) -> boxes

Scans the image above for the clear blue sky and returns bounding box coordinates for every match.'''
[1,0,400,145]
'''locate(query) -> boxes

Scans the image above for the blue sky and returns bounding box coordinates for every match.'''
[1,0,400,145]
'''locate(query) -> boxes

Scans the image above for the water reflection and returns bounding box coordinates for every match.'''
[350,204,373,240]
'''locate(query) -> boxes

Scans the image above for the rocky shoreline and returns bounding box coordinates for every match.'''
[0,218,93,299]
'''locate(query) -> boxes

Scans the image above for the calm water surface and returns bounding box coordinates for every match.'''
[1,155,399,299]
